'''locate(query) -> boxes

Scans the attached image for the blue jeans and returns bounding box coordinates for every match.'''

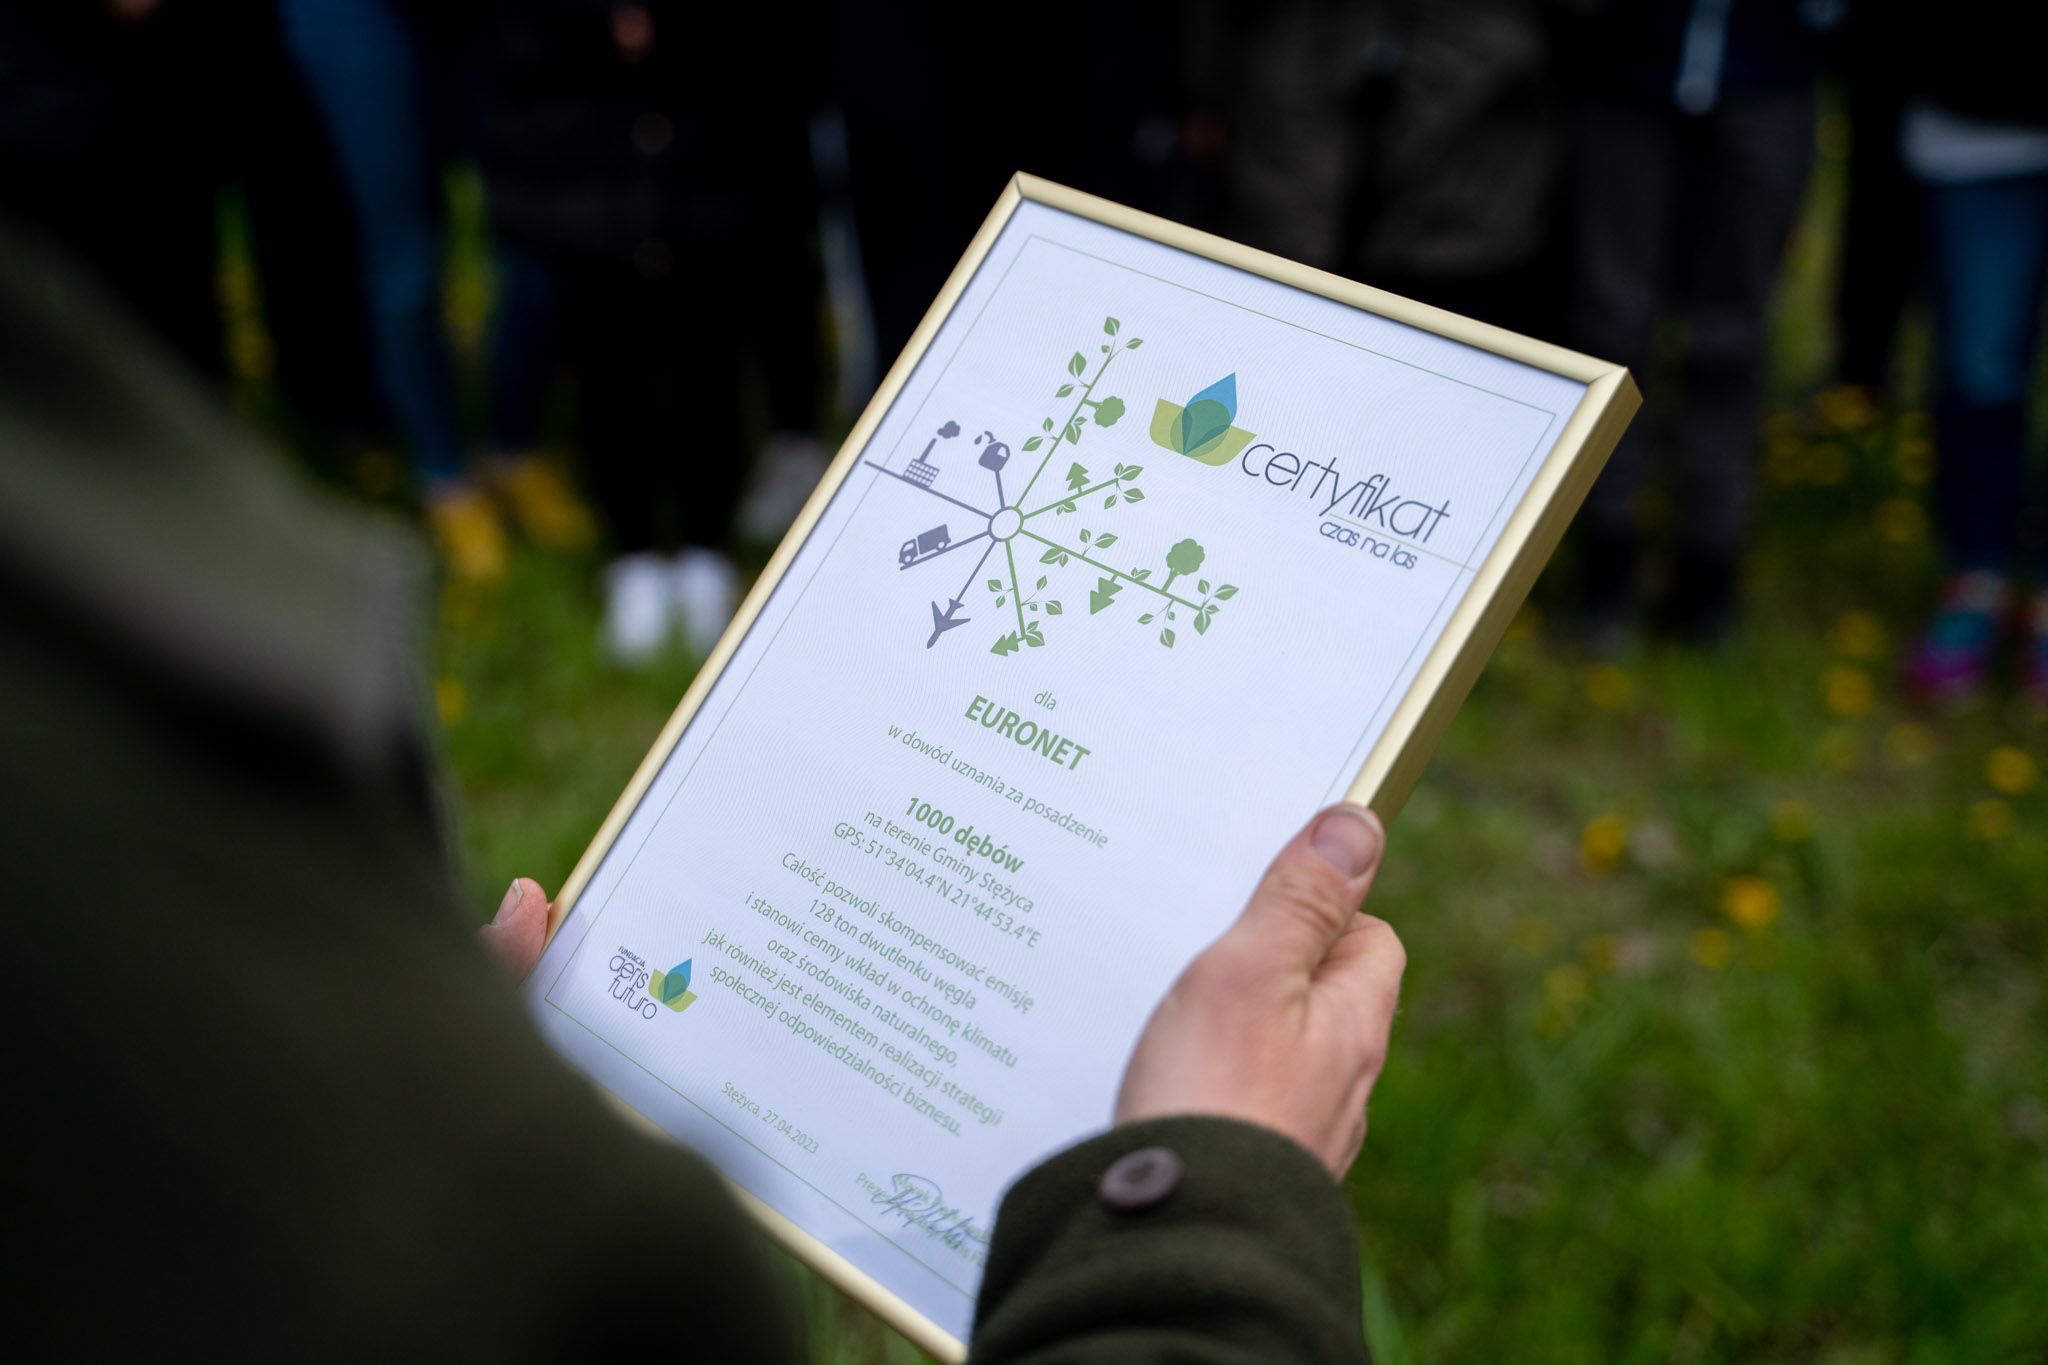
[279,0,466,485]
[1926,169,2048,574]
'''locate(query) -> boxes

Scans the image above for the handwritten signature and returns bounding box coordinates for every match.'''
[869,1173,991,1260]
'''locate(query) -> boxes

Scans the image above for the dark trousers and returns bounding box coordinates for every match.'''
[1925,169,2048,576]
[1832,26,1917,389]
[281,0,469,484]
[489,247,746,554]
[1568,92,1815,565]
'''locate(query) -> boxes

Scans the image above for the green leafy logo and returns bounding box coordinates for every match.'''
[1150,373,1256,465]
[648,959,699,1013]
[874,315,1243,655]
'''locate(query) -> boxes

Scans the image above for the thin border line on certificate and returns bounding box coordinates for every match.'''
[545,208,1575,1301]
[543,1002,984,1301]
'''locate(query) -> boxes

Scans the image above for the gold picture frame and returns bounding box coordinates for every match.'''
[541,173,1638,1360]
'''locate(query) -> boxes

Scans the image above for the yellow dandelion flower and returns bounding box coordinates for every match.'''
[1876,498,1925,545]
[1722,875,1782,931]
[1543,963,1591,1010]
[1770,799,1812,843]
[1584,663,1633,710]
[1816,384,1876,431]
[1690,928,1734,969]
[1884,722,1937,768]
[1985,746,2038,797]
[1823,665,1876,718]
[1828,611,1887,661]
[1579,812,1630,876]
[435,677,468,726]
[1968,798,2013,842]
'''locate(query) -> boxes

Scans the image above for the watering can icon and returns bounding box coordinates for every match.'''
[975,430,1010,472]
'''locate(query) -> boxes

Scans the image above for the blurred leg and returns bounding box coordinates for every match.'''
[572,261,749,555]
[1566,100,1680,619]
[239,10,380,445]
[1673,90,1815,574]
[280,0,466,486]
[1924,171,2048,575]
[486,245,561,457]
[1833,59,1916,390]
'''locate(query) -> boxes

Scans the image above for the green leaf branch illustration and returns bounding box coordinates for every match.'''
[989,540,1056,655]
[1018,526,1239,647]
[1014,316,1141,509]
[1026,460,1146,519]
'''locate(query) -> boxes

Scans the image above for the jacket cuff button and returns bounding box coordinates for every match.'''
[1097,1145,1183,1212]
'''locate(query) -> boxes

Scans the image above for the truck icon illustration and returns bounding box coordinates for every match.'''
[900,524,951,566]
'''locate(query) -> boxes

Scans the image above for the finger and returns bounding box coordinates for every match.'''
[1224,805,1385,971]
[479,877,550,982]
[1315,913,1406,1054]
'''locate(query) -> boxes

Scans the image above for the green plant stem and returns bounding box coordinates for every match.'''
[1020,528,1201,611]
[1015,345,1120,508]
[1022,477,1121,520]
[1003,539,1028,637]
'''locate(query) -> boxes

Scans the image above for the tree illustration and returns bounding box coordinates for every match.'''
[875,313,1243,657]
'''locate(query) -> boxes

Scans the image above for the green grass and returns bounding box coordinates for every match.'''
[397,131,2047,1363]
[429,408,2047,1361]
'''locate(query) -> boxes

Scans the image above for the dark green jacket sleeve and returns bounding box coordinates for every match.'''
[2,219,802,1362]
[971,1116,1370,1363]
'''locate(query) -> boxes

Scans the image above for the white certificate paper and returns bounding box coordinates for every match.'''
[528,194,1591,1345]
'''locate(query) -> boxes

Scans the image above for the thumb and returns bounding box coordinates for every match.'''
[479,877,550,982]
[1224,805,1385,971]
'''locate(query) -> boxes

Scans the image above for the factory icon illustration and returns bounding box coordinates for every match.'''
[867,316,1241,656]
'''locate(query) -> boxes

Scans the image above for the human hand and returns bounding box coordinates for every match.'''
[480,877,551,982]
[1114,805,1404,1178]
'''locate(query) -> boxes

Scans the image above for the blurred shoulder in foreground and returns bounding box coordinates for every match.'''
[0,218,799,1360]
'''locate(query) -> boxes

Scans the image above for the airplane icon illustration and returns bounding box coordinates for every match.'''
[927,598,970,648]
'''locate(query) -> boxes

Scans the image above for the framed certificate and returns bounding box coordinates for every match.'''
[526,175,1638,1359]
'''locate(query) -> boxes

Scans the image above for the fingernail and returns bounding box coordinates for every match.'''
[1310,805,1383,877]
[496,879,524,922]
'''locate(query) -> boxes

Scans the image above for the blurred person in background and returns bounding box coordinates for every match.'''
[1826,2,1916,406]
[0,0,381,453]
[1200,0,1564,337]
[0,1,225,378]
[834,0,1180,366]
[476,3,828,664]
[1896,3,2048,710]
[281,0,595,584]
[1562,0,1836,647]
